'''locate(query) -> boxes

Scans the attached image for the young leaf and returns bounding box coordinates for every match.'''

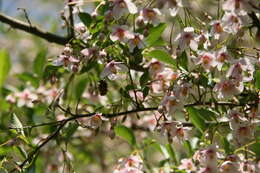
[145,23,167,47]
[165,144,178,164]
[0,49,11,88]
[186,107,206,133]
[10,113,25,137]
[255,70,260,90]
[114,125,136,146]
[78,12,92,27]
[33,50,47,77]
[177,51,188,70]
[145,49,176,68]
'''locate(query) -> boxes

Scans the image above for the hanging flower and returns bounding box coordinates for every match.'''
[175,27,198,52]
[222,12,243,34]
[213,79,244,99]
[215,46,230,71]
[110,25,134,43]
[210,20,224,39]
[195,51,217,72]
[128,33,145,52]
[139,8,161,26]
[111,0,138,19]
[100,61,128,80]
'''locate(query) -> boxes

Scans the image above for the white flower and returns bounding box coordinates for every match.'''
[222,0,252,15]
[222,12,243,34]
[178,158,196,173]
[112,0,138,19]
[161,94,184,115]
[213,79,244,99]
[128,33,145,52]
[139,8,161,26]
[16,89,38,108]
[210,20,224,40]
[175,27,198,52]
[196,51,217,72]
[100,61,128,80]
[110,25,134,43]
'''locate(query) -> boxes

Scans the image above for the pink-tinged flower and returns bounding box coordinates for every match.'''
[114,154,143,173]
[198,166,218,173]
[194,145,218,169]
[228,110,247,130]
[74,22,86,34]
[196,51,217,72]
[234,123,255,144]
[139,8,161,26]
[16,89,38,108]
[161,94,184,115]
[88,113,107,129]
[222,0,252,15]
[128,33,145,52]
[173,83,191,99]
[100,61,128,80]
[195,31,211,49]
[240,161,257,173]
[222,12,243,34]
[110,25,134,43]
[226,58,254,82]
[213,79,244,99]
[111,0,138,19]
[148,59,165,78]
[175,27,198,52]
[178,158,196,172]
[220,161,240,173]
[6,94,16,104]
[215,47,230,71]
[81,47,99,60]
[53,55,79,67]
[210,20,224,39]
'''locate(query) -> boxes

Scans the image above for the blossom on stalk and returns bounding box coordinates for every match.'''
[156,0,184,16]
[100,61,128,80]
[138,8,161,26]
[16,89,38,108]
[175,27,198,52]
[161,94,184,115]
[195,51,217,72]
[87,113,107,129]
[219,161,240,173]
[215,46,230,71]
[213,79,244,99]
[110,25,134,43]
[128,33,145,52]
[178,158,196,172]
[222,12,243,34]
[114,154,143,173]
[210,20,224,39]
[226,58,254,82]
[111,0,138,19]
[222,0,252,15]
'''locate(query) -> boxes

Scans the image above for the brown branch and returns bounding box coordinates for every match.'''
[0,12,69,45]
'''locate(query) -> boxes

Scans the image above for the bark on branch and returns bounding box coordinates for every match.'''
[0,12,69,45]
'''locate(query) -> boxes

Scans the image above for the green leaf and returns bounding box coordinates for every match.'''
[186,107,206,133]
[165,144,178,164]
[78,12,92,27]
[251,141,260,158]
[183,140,193,157]
[74,74,88,100]
[114,125,136,146]
[10,113,25,137]
[197,108,217,121]
[177,51,188,70]
[33,50,47,77]
[17,72,39,88]
[145,23,167,47]
[140,70,149,87]
[255,70,260,90]
[0,49,11,88]
[145,49,176,68]
[64,123,79,142]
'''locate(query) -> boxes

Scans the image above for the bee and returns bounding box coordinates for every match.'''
[98,80,108,96]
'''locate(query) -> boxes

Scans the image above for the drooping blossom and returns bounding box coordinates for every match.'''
[138,8,161,26]
[110,25,134,43]
[215,46,230,71]
[226,58,254,82]
[219,161,240,173]
[114,154,143,173]
[111,0,138,19]
[195,31,211,49]
[159,121,190,140]
[86,113,108,129]
[148,59,165,78]
[175,27,198,52]
[15,89,38,108]
[178,158,197,173]
[81,47,99,60]
[222,12,243,34]
[156,0,184,16]
[161,94,184,115]
[128,33,145,52]
[100,61,128,80]
[210,20,224,39]
[213,79,244,99]
[222,0,252,15]
[195,51,217,72]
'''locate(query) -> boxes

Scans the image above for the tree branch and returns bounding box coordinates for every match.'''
[0,12,69,45]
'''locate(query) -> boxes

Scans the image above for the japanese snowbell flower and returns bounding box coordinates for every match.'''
[114,154,143,173]
[156,0,184,16]
[222,12,243,34]
[128,33,145,52]
[178,158,196,173]
[219,161,240,173]
[110,25,134,43]
[210,20,224,39]
[100,61,128,80]
[111,0,138,19]
[175,27,198,52]
[215,46,230,71]
[213,79,244,99]
[196,51,217,72]
[161,94,184,115]
[139,8,161,26]
[16,89,38,108]
[88,113,107,129]
[226,58,254,82]
[222,0,252,15]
